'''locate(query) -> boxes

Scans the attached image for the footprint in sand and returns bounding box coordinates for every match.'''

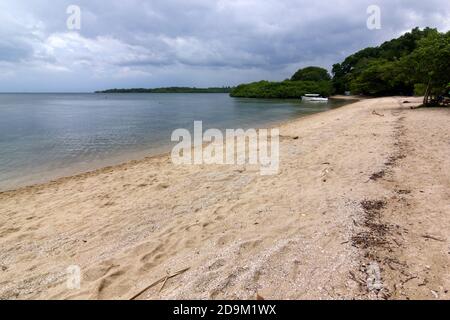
[156,183,170,190]
[95,269,130,299]
[84,263,120,282]
[208,259,226,271]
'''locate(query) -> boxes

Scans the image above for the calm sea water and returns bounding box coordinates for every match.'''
[0,93,351,190]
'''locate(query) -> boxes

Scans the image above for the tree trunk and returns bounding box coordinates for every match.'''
[423,79,431,106]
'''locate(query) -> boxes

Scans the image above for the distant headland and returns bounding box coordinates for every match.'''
[95,87,233,94]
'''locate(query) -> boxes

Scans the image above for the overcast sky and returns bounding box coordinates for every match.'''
[1,0,449,92]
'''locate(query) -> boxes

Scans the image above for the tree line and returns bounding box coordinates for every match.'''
[333,27,450,105]
[96,87,233,94]
[231,27,450,106]
[230,66,333,99]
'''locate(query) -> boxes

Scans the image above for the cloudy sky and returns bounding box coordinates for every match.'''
[1,0,449,92]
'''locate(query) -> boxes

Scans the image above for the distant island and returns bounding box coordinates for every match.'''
[95,87,233,94]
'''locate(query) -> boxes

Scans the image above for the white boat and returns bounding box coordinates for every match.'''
[309,97,329,102]
[302,94,329,102]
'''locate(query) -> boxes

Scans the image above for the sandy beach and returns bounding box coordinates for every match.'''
[0,97,448,300]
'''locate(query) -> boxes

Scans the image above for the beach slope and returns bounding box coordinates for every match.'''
[0,97,448,300]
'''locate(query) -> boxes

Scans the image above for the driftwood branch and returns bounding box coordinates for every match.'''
[129,267,190,300]
[421,234,445,242]
[372,110,385,117]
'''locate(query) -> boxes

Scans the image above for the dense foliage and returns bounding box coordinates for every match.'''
[403,31,450,103]
[332,27,450,103]
[230,66,333,98]
[96,87,232,93]
[229,80,333,99]
[291,66,331,82]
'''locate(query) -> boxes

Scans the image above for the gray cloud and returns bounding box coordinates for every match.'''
[0,40,32,62]
[0,0,449,91]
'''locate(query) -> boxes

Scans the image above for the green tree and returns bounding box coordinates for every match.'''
[332,27,437,95]
[291,67,331,82]
[402,30,450,105]
[230,80,333,99]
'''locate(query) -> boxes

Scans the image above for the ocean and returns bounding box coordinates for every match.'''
[0,93,351,190]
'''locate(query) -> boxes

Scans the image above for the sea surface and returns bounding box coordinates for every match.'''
[0,93,352,191]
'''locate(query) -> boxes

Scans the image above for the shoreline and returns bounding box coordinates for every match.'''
[1,96,448,300]
[0,96,359,195]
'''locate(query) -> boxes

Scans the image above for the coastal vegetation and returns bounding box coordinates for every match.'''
[291,66,331,82]
[229,79,333,99]
[332,27,450,106]
[231,27,449,106]
[95,87,232,94]
[229,67,333,98]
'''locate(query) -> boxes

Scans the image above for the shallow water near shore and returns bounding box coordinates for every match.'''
[0,93,352,191]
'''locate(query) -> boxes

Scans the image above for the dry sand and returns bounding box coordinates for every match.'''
[0,97,448,300]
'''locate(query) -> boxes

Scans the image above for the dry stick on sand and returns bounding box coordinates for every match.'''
[349,271,366,286]
[159,274,171,293]
[129,267,190,300]
[372,110,385,117]
[421,234,445,242]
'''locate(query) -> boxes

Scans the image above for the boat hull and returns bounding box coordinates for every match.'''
[302,97,329,102]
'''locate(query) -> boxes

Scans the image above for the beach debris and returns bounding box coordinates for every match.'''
[369,170,385,181]
[421,234,445,242]
[280,135,300,140]
[400,275,418,285]
[361,200,386,212]
[256,293,265,300]
[321,167,332,182]
[159,273,170,293]
[372,110,385,117]
[385,153,406,167]
[396,189,411,195]
[431,290,439,299]
[349,271,365,286]
[351,200,389,250]
[129,267,190,300]
[366,262,383,291]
